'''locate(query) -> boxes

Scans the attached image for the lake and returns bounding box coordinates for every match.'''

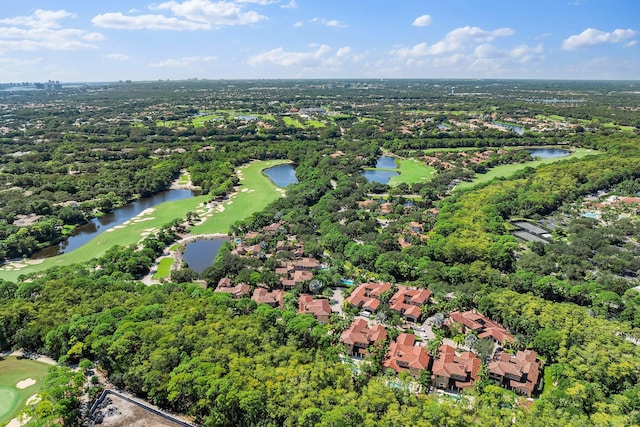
[34,189,194,258]
[182,238,229,273]
[264,164,298,187]
[527,148,570,159]
[362,169,399,184]
[376,156,397,169]
[491,121,524,136]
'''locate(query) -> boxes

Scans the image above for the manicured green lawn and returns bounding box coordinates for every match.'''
[190,159,287,234]
[0,356,50,424]
[191,114,221,127]
[0,160,285,282]
[283,116,304,128]
[0,195,209,282]
[153,257,174,279]
[306,119,326,128]
[388,159,436,186]
[456,148,598,190]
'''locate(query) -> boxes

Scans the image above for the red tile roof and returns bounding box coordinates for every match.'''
[448,310,514,343]
[340,318,387,353]
[298,294,331,318]
[389,286,432,321]
[252,288,284,308]
[384,333,430,374]
[488,350,541,397]
[346,282,392,313]
[432,345,481,389]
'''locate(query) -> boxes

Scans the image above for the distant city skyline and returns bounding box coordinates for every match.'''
[0,0,638,82]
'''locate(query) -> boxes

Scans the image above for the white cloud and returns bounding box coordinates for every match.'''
[93,1,268,31]
[293,21,303,28]
[92,12,210,30]
[247,44,355,68]
[412,15,432,27]
[149,55,217,68]
[0,9,103,53]
[0,9,75,28]
[625,40,638,48]
[392,26,514,58]
[309,17,347,28]
[281,0,298,9]
[0,29,103,52]
[152,0,266,26]
[105,53,130,61]
[562,28,637,50]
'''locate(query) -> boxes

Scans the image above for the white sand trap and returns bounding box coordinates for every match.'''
[241,188,249,192]
[7,416,30,427]
[132,217,155,222]
[16,378,36,389]
[140,208,156,216]
[26,394,41,405]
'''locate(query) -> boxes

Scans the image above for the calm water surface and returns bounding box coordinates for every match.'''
[376,156,397,169]
[264,164,298,187]
[362,169,399,184]
[182,238,229,273]
[527,148,570,159]
[34,189,194,258]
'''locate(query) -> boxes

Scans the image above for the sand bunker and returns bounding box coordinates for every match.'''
[16,378,36,389]
[26,394,41,405]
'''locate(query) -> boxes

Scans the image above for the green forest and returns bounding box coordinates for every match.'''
[1,79,640,426]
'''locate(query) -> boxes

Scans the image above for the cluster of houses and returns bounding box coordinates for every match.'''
[420,149,508,171]
[583,195,640,218]
[340,282,542,397]
[218,223,542,398]
[230,221,321,289]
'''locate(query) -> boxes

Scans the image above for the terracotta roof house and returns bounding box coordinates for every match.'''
[294,257,321,270]
[432,345,481,391]
[346,282,392,314]
[380,203,394,215]
[448,310,514,345]
[389,286,432,322]
[252,288,285,308]
[279,268,314,289]
[298,294,331,324]
[214,278,251,299]
[384,333,430,378]
[488,350,541,398]
[340,318,387,357]
[262,221,284,234]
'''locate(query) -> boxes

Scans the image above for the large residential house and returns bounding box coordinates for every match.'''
[383,333,430,378]
[298,294,331,324]
[431,345,481,391]
[252,288,285,308]
[488,350,542,398]
[340,318,387,358]
[389,286,432,322]
[447,310,514,345]
[346,282,392,314]
[214,277,251,299]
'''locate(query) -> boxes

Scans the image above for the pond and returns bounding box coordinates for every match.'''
[375,156,397,169]
[527,148,570,159]
[264,164,298,187]
[34,189,195,258]
[362,169,399,184]
[491,121,524,136]
[181,238,229,273]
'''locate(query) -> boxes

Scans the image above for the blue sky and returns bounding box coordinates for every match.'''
[0,0,638,82]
